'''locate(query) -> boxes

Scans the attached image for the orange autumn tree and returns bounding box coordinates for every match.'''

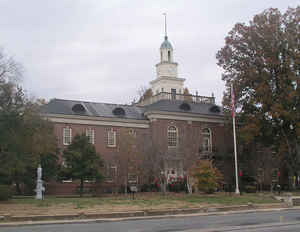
[190,160,223,194]
[217,7,300,177]
[137,87,153,103]
[183,88,193,101]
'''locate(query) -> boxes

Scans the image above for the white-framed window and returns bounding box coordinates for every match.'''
[63,127,72,145]
[86,128,95,144]
[105,165,117,183]
[107,129,116,147]
[202,128,212,152]
[128,172,138,184]
[168,126,178,147]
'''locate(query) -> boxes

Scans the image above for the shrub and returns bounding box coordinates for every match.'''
[140,183,160,192]
[0,185,12,201]
[244,185,257,193]
[167,176,187,192]
[190,160,223,194]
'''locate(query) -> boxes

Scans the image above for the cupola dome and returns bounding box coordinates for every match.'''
[160,36,173,50]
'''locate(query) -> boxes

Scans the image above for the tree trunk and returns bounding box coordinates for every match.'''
[160,182,167,195]
[160,174,167,195]
[80,178,84,197]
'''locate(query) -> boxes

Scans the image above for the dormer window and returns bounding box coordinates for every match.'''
[179,102,191,111]
[112,107,125,117]
[209,105,221,113]
[72,103,85,113]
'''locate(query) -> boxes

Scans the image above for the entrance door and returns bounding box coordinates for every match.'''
[171,88,176,100]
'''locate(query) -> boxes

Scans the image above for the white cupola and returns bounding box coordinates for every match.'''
[150,14,185,96]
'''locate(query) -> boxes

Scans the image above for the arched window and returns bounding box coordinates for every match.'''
[168,51,171,62]
[202,128,212,152]
[168,126,178,147]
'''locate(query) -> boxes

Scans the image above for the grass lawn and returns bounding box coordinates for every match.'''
[0,192,279,217]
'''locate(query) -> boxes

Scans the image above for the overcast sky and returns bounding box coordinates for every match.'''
[0,0,298,105]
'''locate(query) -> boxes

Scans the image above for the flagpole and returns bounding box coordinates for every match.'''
[231,84,240,195]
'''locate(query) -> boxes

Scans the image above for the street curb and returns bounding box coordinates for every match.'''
[0,203,296,227]
[183,221,300,232]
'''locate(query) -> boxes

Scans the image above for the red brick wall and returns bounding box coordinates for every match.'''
[54,123,148,163]
[49,118,232,195]
[150,119,228,157]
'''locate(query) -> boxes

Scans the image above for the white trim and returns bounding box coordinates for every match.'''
[150,76,185,85]
[107,129,116,147]
[63,127,72,145]
[86,128,95,144]
[167,125,178,148]
[145,111,224,123]
[62,179,73,183]
[202,128,212,152]
[44,114,149,128]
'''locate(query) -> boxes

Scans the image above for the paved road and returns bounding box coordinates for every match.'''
[2,209,300,232]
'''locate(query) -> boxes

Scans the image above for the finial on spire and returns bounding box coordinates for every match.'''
[163,13,167,39]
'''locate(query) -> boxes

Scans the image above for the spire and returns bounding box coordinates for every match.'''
[160,13,173,50]
[163,12,167,39]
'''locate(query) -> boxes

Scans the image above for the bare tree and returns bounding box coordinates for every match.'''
[118,129,142,193]
[0,48,23,83]
[137,86,148,99]
[136,86,153,103]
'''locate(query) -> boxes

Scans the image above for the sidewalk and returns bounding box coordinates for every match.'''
[0,202,292,227]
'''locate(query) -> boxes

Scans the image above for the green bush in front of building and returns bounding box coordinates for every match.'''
[0,185,12,201]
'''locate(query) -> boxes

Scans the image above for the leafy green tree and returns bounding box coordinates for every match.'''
[61,134,104,196]
[216,7,300,180]
[0,49,58,194]
[40,153,60,182]
[0,96,58,193]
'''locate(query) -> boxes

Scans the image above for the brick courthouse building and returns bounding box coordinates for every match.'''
[42,34,233,195]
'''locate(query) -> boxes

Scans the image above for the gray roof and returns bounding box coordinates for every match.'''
[41,99,146,120]
[41,99,223,120]
[145,100,223,117]
[160,36,173,50]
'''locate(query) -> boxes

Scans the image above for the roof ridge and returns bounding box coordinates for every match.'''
[51,98,141,108]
